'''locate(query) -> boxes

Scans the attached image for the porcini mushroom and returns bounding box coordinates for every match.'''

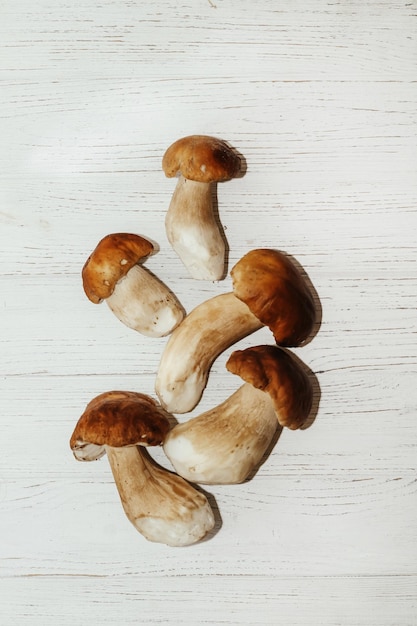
[155,248,315,413]
[82,233,185,337]
[162,135,241,280]
[69,390,215,547]
[163,345,313,484]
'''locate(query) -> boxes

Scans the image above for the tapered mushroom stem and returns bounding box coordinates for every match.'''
[105,445,215,547]
[165,175,226,281]
[105,264,184,337]
[155,292,263,413]
[163,383,279,485]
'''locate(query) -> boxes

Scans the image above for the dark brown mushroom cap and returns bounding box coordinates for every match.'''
[82,233,154,304]
[70,391,171,461]
[226,345,313,430]
[231,249,316,347]
[162,135,241,184]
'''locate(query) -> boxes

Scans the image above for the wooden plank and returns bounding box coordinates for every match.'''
[1,0,416,624]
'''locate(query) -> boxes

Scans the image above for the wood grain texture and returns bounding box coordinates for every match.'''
[1,0,416,624]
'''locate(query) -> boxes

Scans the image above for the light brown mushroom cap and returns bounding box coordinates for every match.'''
[82,233,154,304]
[162,135,241,183]
[70,390,171,461]
[226,345,313,430]
[231,248,316,347]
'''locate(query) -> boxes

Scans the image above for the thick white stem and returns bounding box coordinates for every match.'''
[105,445,215,547]
[155,292,263,413]
[106,264,184,337]
[165,175,226,280]
[164,384,279,485]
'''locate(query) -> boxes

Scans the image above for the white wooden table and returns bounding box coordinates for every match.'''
[1,1,416,624]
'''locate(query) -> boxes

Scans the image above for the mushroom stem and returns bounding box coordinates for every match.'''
[155,292,263,413]
[165,175,226,280]
[106,264,184,337]
[163,383,279,485]
[105,444,215,547]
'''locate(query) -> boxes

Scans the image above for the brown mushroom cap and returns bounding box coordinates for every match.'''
[231,248,316,347]
[82,233,154,304]
[70,390,171,461]
[226,345,313,430]
[162,135,241,184]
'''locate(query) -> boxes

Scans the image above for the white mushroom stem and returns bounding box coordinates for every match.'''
[105,444,215,547]
[106,264,184,337]
[155,292,263,413]
[164,383,279,485]
[165,175,226,280]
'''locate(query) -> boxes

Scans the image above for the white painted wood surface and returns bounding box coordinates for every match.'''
[1,0,416,624]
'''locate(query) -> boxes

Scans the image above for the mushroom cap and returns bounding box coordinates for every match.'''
[162,135,241,183]
[70,390,171,461]
[231,248,316,347]
[82,233,154,304]
[226,345,313,430]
